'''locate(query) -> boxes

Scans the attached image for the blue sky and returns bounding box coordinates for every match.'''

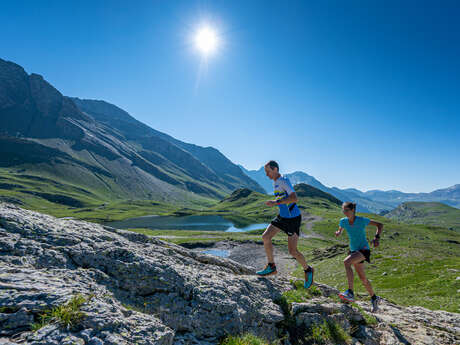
[2,0,459,192]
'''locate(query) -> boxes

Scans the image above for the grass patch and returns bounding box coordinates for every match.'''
[31,294,93,331]
[121,302,147,314]
[0,306,20,313]
[282,280,323,304]
[309,319,351,345]
[351,303,378,326]
[220,333,270,345]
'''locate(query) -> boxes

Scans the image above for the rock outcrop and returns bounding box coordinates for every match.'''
[0,203,459,345]
[0,203,284,344]
[288,288,460,345]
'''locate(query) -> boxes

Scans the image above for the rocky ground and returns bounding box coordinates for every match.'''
[183,240,297,282]
[0,203,459,345]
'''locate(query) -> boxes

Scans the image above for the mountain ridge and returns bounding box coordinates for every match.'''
[239,165,460,213]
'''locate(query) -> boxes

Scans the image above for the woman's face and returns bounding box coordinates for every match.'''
[342,206,354,216]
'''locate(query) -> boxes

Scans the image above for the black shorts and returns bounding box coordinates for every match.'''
[270,214,301,236]
[348,249,371,263]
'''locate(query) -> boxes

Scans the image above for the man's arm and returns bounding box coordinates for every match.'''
[265,192,297,207]
[276,192,298,205]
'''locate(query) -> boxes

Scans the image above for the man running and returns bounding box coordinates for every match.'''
[256,160,314,288]
[335,201,383,312]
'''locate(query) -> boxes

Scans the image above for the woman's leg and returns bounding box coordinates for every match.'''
[343,251,366,291]
[354,262,375,296]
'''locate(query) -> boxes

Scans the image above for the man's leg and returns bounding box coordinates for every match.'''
[287,233,308,270]
[343,252,366,291]
[354,262,375,297]
[288,233,315,288]
[261,224,280,264]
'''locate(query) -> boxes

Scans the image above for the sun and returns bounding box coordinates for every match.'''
[194,26,219,56]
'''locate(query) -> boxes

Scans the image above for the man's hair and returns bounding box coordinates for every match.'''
[265,160,279,171]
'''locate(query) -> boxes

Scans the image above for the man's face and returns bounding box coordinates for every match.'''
[264,165,277,180]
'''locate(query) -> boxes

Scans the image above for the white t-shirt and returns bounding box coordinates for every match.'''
[273,175,300,218]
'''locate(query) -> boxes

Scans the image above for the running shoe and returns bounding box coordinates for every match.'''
[304,266,314,288]
[338,289,355,303]
[256,263,277,276]
[371,295,381,313]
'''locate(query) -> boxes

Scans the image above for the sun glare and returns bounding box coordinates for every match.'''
[194,26,219,56]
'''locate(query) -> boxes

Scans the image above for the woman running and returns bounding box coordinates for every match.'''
[335,201,383,312]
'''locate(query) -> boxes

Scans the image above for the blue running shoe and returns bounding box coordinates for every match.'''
[256,263,277,276]
[371,295,381,313]
[304,266,314,288]
[339,289,355,303]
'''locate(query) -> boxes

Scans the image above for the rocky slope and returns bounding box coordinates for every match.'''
[70,98,264,195]
[0,203,459,345]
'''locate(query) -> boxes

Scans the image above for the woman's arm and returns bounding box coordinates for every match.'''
[335,226,344,237]
[369,220,383,247]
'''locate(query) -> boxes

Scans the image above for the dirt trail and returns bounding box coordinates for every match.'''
[184,240,298,281]
[299,211,324,239]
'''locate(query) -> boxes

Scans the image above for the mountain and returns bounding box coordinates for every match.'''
[240,166,460,214]
[294,183,341,205]
[361,184,460,208]
[0,58,264,209]
[385,201,460,231]
[71,98,263,195]
[237,165,273,192]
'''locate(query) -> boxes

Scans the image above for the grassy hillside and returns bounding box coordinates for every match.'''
[303,210,460,313]
[385,201,460,231]
[294,183,342,205]
[0,168,215,222]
